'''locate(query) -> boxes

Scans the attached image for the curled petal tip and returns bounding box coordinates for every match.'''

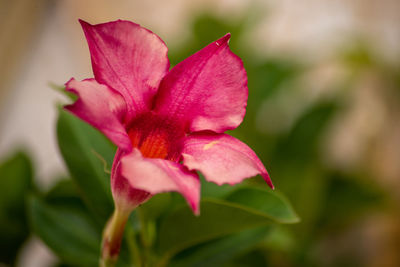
[271,184,275,190]
[193,208,200,216]
[182,134,273,189]
[78,19,90,27]
[78,18,91,24]
[154,31,245,133]
[262,173,275,190]
[190,198,201,216]
[79,19,93,35]
[215,33,231,47]
[64,77,75,87]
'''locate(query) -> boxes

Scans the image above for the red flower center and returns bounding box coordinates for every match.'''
[126,112,184,161]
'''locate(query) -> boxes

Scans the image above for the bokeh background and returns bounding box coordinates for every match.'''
[1,0,399,266]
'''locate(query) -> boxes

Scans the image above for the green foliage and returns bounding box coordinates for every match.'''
[0,151,33,265]
[317,171,387,228]
[155,187,299,258]
[169,226,271,267]
[57,109,115,222]
[273,100,339,168]
[28,194,101,267]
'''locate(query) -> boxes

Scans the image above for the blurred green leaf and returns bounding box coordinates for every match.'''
[28,195,101,267]
[192,14,244,49]
[138,193,173,222]
[169,14,244,65]
[318,172,386,228]
[200,176,239,199]
[45,179,84,205]
[225,249,269,267]
[34,179,132,267]
[247,59,302,106]
[274,101,339,167]
[225,187,299,224]
[0,151,33,264]
[156,186,299,262]
[340,41,375,70]
[262,225,295,252]
[134,194,174,251]
[170,226,270,267]
[57,109,115,221]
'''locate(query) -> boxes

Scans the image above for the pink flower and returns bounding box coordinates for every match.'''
[65,19,273,215]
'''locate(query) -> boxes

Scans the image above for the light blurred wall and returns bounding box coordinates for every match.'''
[251,0,400,61]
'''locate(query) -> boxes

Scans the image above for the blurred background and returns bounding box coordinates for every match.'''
[0,0,399,266]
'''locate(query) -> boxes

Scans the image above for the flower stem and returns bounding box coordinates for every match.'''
[100,208,131,267]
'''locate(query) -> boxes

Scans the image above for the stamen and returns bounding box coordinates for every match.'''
[126,112,184,161]
[140,131,168,159]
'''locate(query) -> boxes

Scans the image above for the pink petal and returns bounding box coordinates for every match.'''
[120,149,200,214]
[182,132,274,189]
[80,19,170,118]
[65,78,132,151]
[154,33,247,133]
[111,149,152,211]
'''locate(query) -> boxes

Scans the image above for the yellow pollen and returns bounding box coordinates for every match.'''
[203,140,219,150]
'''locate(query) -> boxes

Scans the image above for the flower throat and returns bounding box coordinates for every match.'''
[126,112,184,161]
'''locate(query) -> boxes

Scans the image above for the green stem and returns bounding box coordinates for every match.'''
[100,208,131,267]
[137,208,157,266]
[137,208,149,248]
[126,224,142,267]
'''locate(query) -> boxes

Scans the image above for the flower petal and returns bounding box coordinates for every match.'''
[154,33,247,133]
[182,132,274,189]
[111,149,152,212]
[65,78,131,151]
[120,149,200,214]
[80,19,170,117]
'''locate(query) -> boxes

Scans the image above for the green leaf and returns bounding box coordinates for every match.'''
[45,179,81,202]
[225,249,269,267]
[200,176,238,199]
[274,101,339,167]
[56,109,116,220]
[32,179,131,267]
[0,151,33,264]
[247,59,302,105]
[262,225,295,252]
[138,193,173,222]
[156,186,299,261]
[225,187,300,224]
[169,227,271,267]
[28,195,101,267]
[319,171,386,227]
